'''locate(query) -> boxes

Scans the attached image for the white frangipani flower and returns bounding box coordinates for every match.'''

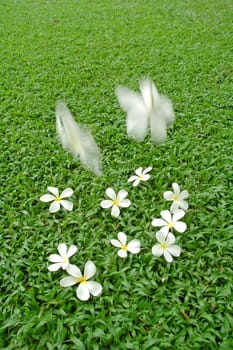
[100,188,131,217]
[152,230,181,262]
[163,183,189,213]
[152,210,187,234]
[128,166,152,187]
[40,187,73,213]
[60,261,102,301]
[48,243,77,271]
[111,232,141,258]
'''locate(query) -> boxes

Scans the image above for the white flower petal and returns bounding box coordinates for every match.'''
[180,190,189,200]
[174,221,187,233]
[156,230,167,243]
[100,200,113,209]
[173,210,185,222]
[163,191,174,201]
[142,174,150,181]
[164,250,173,262]
[60,276,78,287]
[160,226,170,235]
[117,189,128,201]
[127,240,141,254]
[172,183,180,194]
[143,166,152,174]
[152,218,167,227]
[118,249,128,258]
[48,263,62,271]
[40,194,55,202]
[160,210,172,223]
[77,283,90,301]
[117,232,127,245]
[60,199,73,211]
[49,201,60,213]
[48,187,59,197]
[133,178,140,187]
[170,202,180,213]
[128,175,138,182]
[66,245,78,258]
[106,187,116,200]
[66,264,82,278]
[165,232,176,245]
[87,281,102,297]
[152,244,163,257]
[60,188,73,198]
[111,205,120,217]
[111,239,122,248]
[58,243,67,257]
[119,199,131,207]
[166,245,181,257]
[84,261,96,280]
[135,167,143,176]
[48,254,63,263]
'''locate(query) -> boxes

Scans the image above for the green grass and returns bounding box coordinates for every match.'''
[0,0,232,349]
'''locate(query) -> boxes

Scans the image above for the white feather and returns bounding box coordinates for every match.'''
[56,101,103,176]
[116,78,175,143]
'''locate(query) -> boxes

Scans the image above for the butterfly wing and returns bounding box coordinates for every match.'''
[116,86,148,141]
[149,95,175,143]
[56,101,102,176]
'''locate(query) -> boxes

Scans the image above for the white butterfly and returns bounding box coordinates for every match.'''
[116,78,175,143]
[56,101,103,176]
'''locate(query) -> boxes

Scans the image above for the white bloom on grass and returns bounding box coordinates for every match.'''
[152,231,181,262]
[163,183,189,213]
[128,166,152,187]
[60,261,102,301]
[111,232,141,258]
[100,188,131,217]
[152,210,187,235]
[40,187,73,213]
[48,243,77,271]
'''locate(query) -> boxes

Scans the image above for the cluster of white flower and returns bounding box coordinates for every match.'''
[41,170,189,301]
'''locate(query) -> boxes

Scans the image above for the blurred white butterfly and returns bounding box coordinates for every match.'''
[116,78,175,143]
[56,101,103,176]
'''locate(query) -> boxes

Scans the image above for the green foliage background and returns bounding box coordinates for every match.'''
[0,0,232,349]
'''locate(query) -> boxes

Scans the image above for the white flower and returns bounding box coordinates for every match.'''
[152,231,181,262]
[111,232,141,258]
[40,187,73,213]
[163,183,189,213]
[152,209,187,234]
[60,261,102,301]
[128,166,152,187]
[48,243,77,271]
[100,188,131,217]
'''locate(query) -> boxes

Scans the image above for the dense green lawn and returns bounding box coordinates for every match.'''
[0,0,232,349]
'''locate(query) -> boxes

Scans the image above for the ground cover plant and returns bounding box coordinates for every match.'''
[0,0,232,349]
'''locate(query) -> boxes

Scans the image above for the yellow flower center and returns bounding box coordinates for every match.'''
[55,196,61,202]
[168,222,174,228]
[77,276,87,284]
[122,244,128,251]
[112,199,119,206]
[173,194,179,202]
[160,242,167,249]
[62,257,68,264]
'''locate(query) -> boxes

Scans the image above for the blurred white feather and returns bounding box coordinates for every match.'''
[56,101,103,176]
[116,78,175,143]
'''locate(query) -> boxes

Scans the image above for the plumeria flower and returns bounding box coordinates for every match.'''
[152,230,181,262]
[40,187,73,213]
[48,243,77,271]
[128,166,152,187]
[163,183,189,213]
[111,232,141,258]
[152,210,187,235]
[100,187,131,217]
[60,261,102,301]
